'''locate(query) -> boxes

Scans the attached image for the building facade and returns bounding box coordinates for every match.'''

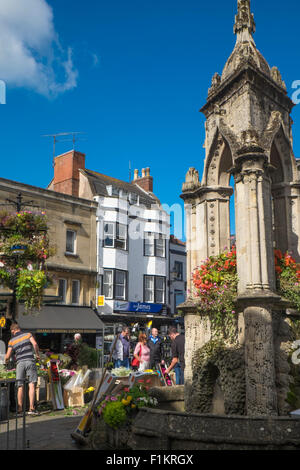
[0,176,102,351]
[49,150,178,329]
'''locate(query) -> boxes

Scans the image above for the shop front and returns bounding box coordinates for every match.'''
[17,305,105,356]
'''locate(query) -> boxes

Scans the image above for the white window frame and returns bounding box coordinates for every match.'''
[103,222,115,248]
[66,229,77,254]
[144,275,166,304]
[103,269,114,299]
[103,222,128,251]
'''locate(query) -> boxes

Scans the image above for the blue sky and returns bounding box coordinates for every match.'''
[0,0,300,238]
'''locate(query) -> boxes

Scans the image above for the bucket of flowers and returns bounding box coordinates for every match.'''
[97,384,158,430]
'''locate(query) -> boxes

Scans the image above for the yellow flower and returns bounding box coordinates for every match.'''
[131,404,136,409]
[127,395,132,403]
[121,398,128,406]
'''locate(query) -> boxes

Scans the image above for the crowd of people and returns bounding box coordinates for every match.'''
[110,325,185,385]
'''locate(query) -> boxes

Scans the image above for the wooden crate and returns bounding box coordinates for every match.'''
[63,387,84,408]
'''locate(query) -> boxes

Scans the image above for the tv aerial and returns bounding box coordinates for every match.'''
[42,132,86,167]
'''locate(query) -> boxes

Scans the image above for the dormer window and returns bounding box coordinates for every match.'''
[129,193,138,205]
[106,185,119,197]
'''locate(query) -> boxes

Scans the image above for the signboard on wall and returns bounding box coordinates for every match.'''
[98,296,105,307]
[114,301,163,314]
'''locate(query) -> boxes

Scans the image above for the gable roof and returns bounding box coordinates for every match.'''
[81,169,161,208]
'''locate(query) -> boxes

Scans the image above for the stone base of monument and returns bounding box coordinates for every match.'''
[128,408,300,450]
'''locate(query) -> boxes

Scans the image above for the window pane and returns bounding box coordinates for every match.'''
[71,280,80,304]
[175,262,183,280]
[66,230,76,253]
[103,270,113,298]
[155,237,165,257]
[155,277,165,303]
[144,276,154,302]
[104,223,114,247]
[144,233,155,256]
[58,279,66,303]
[115,224,127,250]
[115,270,126,299]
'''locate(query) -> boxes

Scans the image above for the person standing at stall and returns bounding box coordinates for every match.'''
[111,326,131,369]
[133,332,151,372]
[5,322,40,416]
[165,326,185,385]
[147,327,164,370]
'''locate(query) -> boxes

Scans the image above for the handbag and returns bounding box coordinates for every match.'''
[132,343,142,367]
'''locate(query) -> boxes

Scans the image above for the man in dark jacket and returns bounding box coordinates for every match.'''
[165,326,185,385]
[147,327,164,370]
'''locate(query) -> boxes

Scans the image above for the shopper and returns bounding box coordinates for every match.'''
[165,326,185,385]
[133,332,151,372]
[111,326,131,369]
[147,327,164,370]
[5,322,40,416]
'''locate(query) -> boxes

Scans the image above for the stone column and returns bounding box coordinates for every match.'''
[234,152,279,416]
[234,155,275,293]
[242,300,279,416]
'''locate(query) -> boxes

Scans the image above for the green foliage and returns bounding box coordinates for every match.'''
[193,248,238,342]
[77,343,99,369]
[16,270,49,313]
[0,209,54,315]
[102,401,127,430]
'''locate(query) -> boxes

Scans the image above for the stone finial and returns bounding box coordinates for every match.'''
[271,67,287,91]
[234,0,256,37]
[182,167,201,193]
[208,73,221,95]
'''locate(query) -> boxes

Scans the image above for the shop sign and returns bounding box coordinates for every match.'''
[114,301,163,314]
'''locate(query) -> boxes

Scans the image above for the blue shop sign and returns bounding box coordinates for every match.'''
[114,301,163,314]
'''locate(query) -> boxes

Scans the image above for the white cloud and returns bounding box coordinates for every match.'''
[0,0,78,97]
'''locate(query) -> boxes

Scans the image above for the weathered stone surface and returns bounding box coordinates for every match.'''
[149,386,185,412]
[180,0,300,419]
[130,408,300,450]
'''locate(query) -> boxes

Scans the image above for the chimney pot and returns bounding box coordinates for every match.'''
[141,168,146,178]
[134,169,139,180]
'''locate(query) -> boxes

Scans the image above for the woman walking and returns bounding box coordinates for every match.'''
[133,332,150,372]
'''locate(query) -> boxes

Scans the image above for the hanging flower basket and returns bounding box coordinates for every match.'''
[16,269,50,314]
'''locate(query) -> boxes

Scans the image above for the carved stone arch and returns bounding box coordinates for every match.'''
[203,124,235,187]
[270,127,297,184]
[187,342,246,415]
[203,128,225,186]
[270,126,298,256]
[218,140,233,186]
[262,111,297,182]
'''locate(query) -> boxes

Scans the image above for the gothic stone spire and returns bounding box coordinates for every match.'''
[234,0,256,39]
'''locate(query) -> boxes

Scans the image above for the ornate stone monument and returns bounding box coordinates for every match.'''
[181,0,300,417]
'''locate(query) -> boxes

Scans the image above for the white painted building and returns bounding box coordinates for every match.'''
[78,167,171,322]
[49,150,186,327]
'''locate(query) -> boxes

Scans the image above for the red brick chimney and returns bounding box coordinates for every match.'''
[132,167,153,193]
[52,150,85,197]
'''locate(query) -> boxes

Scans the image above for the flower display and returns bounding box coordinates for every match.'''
[275,249,300,311]
[192,247,238,340]
[97,384,158,429]
[193,246,300,340]
[0,210,54,315]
